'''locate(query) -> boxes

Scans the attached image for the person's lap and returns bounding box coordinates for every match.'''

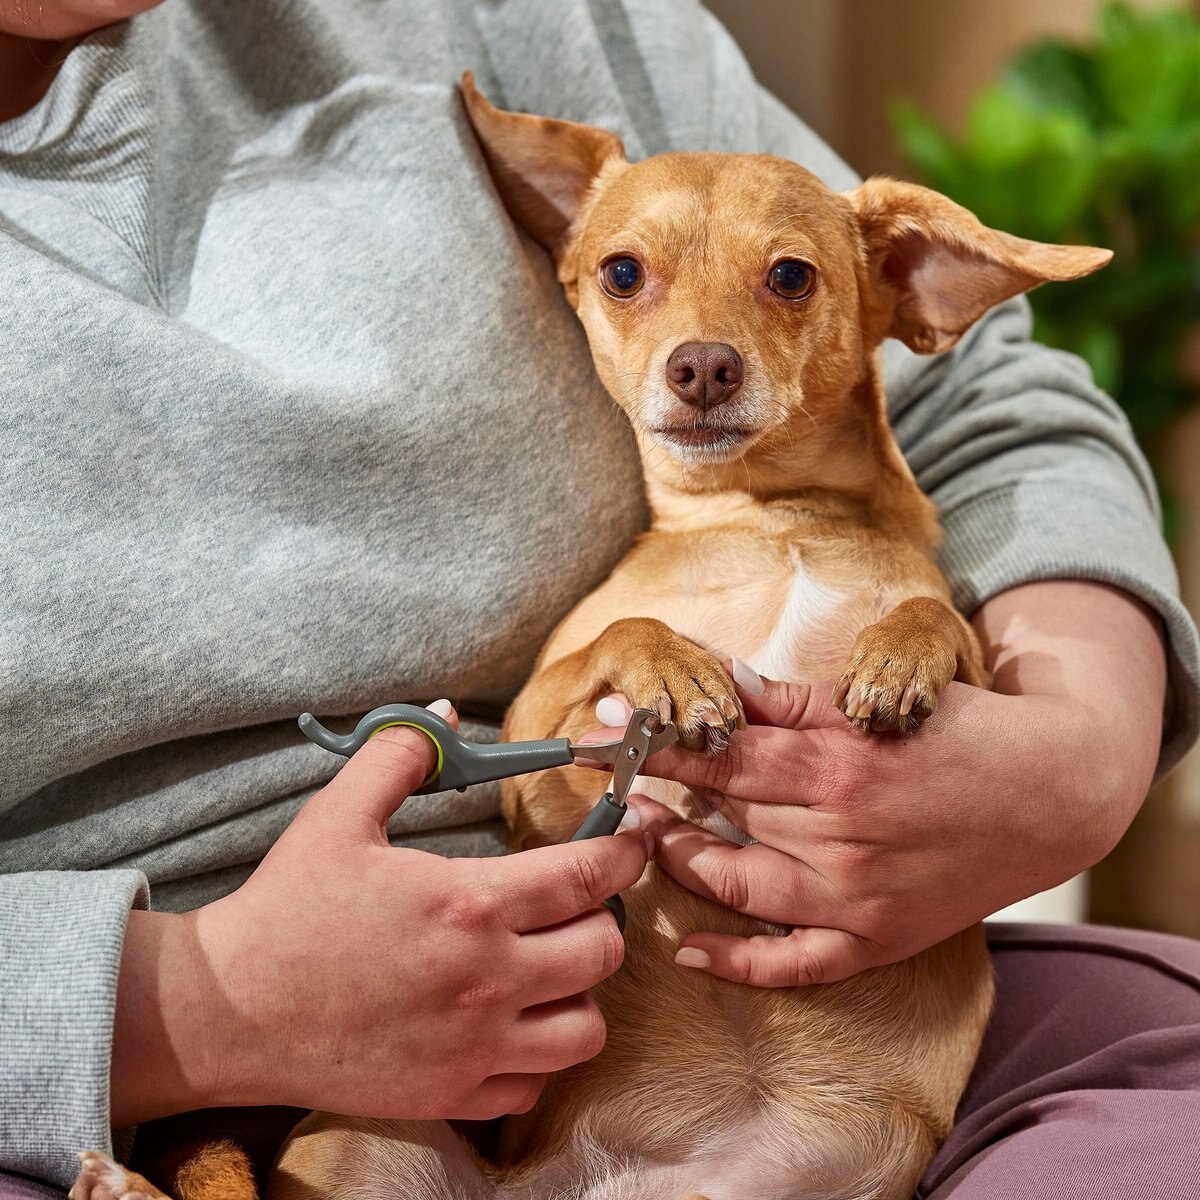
[919,922,1200,1198]
[6,924,1198,1199]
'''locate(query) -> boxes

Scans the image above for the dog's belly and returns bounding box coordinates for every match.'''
[504,1106,913,1200]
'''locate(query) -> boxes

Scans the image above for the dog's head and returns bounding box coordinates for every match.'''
[462,75,1110,474]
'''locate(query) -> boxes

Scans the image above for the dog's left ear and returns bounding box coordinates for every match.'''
[847,177,1112,354]
[461,72,625,260]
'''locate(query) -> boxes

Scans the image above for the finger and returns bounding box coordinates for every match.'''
[480,831,650,933]
[513,906,626,1006]
[594,693,632,727]
[309,714,446,836]
[506,993,608,1074]
[724,669,844,732]
[635,800,840,926]
[627,790,816,849]
[455,1073,549,1120]
[631,723,848,807]
[426,697,461,730]
[675,926,881,987]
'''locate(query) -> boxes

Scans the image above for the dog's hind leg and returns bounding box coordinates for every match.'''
[269,1114,497,1200]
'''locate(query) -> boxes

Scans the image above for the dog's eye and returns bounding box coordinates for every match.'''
[767,259,816,300]
[600,256,644,298]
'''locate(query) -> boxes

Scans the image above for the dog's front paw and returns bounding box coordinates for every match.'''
[71,1153,167,1200]
[833,606,960,733]
[598,618,741,751]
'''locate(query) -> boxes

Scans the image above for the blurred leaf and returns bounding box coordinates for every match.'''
[1005,39,1104,128]
[887,1,1200,464]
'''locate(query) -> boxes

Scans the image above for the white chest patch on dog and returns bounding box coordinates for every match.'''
[748,556,850,681]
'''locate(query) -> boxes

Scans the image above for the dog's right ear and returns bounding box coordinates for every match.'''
[460,72,625,259]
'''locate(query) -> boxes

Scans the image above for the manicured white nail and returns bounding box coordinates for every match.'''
[426,698,453,718]
[730,656,765,696]
[618,803,641,830]
[595,695,631,727]
[675,947,712,970]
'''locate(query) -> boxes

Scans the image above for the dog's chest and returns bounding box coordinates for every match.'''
[663,540,889,683]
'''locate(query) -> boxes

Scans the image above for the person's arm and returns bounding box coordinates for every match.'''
[106,720,648,1131]
[4,718,647,1188]
[597,580,1162,984]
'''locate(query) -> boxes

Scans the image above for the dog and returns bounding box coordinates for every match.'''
[73,74,1110,1200]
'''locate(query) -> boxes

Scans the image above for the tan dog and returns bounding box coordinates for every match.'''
[74,76,1110,1200]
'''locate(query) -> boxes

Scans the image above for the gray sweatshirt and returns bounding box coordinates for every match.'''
[2,0,1197,1187]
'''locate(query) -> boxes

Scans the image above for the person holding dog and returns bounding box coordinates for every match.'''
[2,0,1197,1197]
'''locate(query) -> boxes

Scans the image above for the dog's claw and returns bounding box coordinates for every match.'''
[899,683,919,718]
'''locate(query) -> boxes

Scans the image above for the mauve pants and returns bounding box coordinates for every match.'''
[4,924,1199,1199]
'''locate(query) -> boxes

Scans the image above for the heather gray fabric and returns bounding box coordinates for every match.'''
[1,0,1198,1189]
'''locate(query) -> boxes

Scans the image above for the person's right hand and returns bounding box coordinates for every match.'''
[111,707,650,1125]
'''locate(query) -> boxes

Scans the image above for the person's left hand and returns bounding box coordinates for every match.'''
[577,581,1166,986]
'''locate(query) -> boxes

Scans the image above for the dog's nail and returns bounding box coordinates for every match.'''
[842,687,860,714]
[831,677,851,708]
[595,695,631,727]
[730,656,765,696]
[854,695,877,720]
[699,704,724,726]
[425,698,454,719]
[656,697,672,724]
[899,684,919,717]
[720,697,740,722]
[618,804,641,830]
[675,947,712,970]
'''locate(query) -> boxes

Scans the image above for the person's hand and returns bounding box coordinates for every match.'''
[581,581,1166,987]
[112,704,651,1125]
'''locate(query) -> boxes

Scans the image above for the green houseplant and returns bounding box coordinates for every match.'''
[892,3,1200,457]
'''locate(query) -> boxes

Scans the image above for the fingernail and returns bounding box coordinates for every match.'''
[595,695,631,727]
[618,804,641,830]
[426,698,454,718]
[730,656,765,696]
[675,947,712,970]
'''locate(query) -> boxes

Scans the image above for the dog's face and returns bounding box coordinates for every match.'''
[462,74,1110,474]
[566,153,867,465]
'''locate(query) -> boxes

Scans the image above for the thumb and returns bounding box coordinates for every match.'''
[726,660,841,732]
[309,700,458,837]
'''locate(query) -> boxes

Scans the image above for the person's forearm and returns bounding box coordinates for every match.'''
[971,579,1167,848]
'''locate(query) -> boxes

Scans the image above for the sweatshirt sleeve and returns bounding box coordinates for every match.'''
[596,0,1200,775]
[0,870,149,1189]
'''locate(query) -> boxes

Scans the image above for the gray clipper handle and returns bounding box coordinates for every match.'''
[298,704,575,795]
[570,793,629,932]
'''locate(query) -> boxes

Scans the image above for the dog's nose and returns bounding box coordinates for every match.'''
[665,342,744,410]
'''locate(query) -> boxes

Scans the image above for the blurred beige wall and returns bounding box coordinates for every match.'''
[707,0,1184,176]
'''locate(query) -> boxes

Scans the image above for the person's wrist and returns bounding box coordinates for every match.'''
[111,905,261,1124]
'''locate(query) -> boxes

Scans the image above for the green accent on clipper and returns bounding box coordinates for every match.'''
[368,720,445,789]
